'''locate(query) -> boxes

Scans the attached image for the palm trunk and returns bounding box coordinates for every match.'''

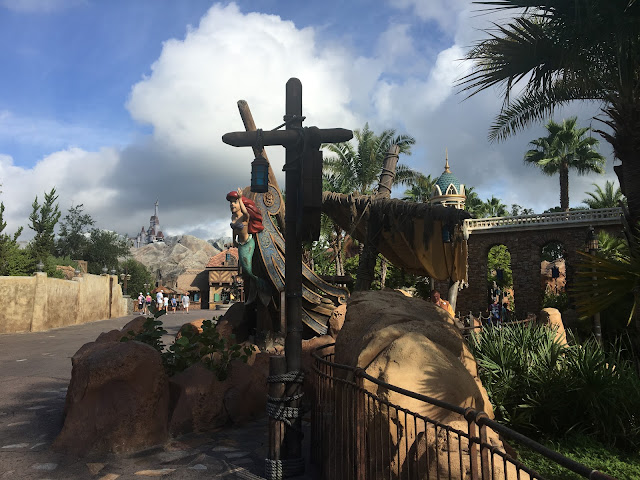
[380,257,388,289]
[560,162,570,211]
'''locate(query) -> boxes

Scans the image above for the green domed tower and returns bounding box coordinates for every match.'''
[429,150,466,209]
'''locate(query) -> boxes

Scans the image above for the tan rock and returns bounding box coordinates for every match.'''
[54,341,169,455]
[328,304,346,339]
[329,290,502,479]
[539,308,568,345]
[120,316,149,336]
[175,319,205,341]
[95,329,124,343]
[168,354,268,436]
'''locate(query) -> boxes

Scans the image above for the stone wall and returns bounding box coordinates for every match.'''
[456,224,620,318]
[0,273,127,334]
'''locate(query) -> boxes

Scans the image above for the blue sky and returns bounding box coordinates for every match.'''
[0,0,617,240]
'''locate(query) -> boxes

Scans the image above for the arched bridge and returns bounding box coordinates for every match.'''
[454,208,624,318]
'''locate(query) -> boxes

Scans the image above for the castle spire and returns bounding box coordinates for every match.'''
[444,148,451,173]
[154,199,159,218]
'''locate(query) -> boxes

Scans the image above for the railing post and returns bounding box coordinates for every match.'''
[477,412,491,479]
[465,408,479,480]
[355,370,366,480]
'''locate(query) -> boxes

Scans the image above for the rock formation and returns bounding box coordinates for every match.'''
[131,235,222,286]
[328,289,510,480]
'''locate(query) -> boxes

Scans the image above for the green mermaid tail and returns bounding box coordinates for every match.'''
[238,235,271,305]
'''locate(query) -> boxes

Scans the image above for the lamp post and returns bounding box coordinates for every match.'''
[119,266,131,296]
[102,266,108,276]
[36,260,44,273]
[586,226,602,345]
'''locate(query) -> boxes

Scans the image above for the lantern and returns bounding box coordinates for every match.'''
[586,226,599,253]
[251,154,269,193]
[496,268,504,282]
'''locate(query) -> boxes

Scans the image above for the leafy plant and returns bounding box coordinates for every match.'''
[469,323,640,450]
[164,319,255,380]
[542,291,569,311]
[120,314,167,353]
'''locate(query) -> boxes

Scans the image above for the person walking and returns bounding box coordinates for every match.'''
[156,290,164,311]
[182,293,189,313]
[163,295,169,312]
[137,293,144,313]
[145,293,152,314]
[170,296,177,313]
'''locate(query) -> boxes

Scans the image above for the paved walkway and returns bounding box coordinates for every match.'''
[0,311,317,479]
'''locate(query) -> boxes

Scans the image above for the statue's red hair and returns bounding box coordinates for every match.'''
[226,191,264,234]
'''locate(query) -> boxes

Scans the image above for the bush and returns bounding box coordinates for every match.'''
[515,434,640,480]
[121,312,255,380]
[469,323,640,450]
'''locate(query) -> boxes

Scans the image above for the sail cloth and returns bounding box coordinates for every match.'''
[322,192,470,282]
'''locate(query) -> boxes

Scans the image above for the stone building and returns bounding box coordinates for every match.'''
[133,200,165,248]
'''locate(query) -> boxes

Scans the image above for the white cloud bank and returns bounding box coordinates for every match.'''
[1,1,618,241]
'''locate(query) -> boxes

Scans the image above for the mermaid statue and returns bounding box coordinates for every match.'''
[226,188,271,306]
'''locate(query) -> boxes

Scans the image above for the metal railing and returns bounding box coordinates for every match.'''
[311,343,615,480]
[463,207,623,235]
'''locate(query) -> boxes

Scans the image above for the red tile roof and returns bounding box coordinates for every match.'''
[206,248,239,268]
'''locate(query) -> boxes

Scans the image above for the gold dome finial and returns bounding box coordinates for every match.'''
[444,148,451,173]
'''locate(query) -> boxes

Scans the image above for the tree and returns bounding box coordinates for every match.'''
[583,181,626,209]
[511,204,535,216]
[85,229,130,274]
[0,202,30,276]
[524,117,605,210]
[119,258,153,298]
[323,123,417,195]
[402,174,436,203]
[459,1,640,226]
[465,187,485,217]
[481,195,508,218]
[55,204,95,259]
[28,187,61,262]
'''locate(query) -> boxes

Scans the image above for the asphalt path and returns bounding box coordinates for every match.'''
[0,309,296,479]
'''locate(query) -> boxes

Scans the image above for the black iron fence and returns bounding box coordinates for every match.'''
[311,343,615,480]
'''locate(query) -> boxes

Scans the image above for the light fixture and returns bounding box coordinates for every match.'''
[36,261,44,272]
[586,226,599,252]
[251,154,269,193]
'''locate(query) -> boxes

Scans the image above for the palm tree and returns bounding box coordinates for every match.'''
[481,196,508,218]
[465,186,485,217]
[402,174,436,203]
[583,181,626,209]
[459,1,640,227]
[524,117,605,210]
[323,123,417,195]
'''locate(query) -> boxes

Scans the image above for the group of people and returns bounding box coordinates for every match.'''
[137,290,190,314]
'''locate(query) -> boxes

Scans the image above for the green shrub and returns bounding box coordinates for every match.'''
[542,291,569,311]
[469,323,640,450]
[515,434,640,480]
[122,313,255,380]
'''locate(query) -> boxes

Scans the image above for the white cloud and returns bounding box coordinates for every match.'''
[1,1,622,244]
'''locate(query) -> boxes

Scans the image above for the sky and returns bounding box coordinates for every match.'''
[0,0,619,241]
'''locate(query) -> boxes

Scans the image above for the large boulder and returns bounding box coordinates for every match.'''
[95,315,148,343]
[54,341,169,455]
[168,353,269,435]
[219,302,250,342]
[539,308,568,345]
[328,304,346,339]
[329,290,505,479]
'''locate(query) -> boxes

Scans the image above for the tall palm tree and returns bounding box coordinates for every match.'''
[464,186,485,218]
[323,123,417,195]
[402,174,436,203]
[459,0,640,227]
[481,195,508,218]
[583,180,626,209]
[524,117,606,210]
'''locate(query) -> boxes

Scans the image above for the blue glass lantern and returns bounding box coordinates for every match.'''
[251,155,269,193]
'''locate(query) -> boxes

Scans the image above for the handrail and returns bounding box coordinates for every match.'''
[464,207,623,234]
[312,342,615,480]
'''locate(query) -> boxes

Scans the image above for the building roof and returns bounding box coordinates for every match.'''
[176,269,209,293]
[206,248,239,268]
[434,156,463,196]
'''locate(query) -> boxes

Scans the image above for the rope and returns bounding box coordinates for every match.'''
[267,371,304,383]
[265,457,305,479]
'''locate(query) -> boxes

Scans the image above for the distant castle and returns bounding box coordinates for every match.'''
[133,200,165,248]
